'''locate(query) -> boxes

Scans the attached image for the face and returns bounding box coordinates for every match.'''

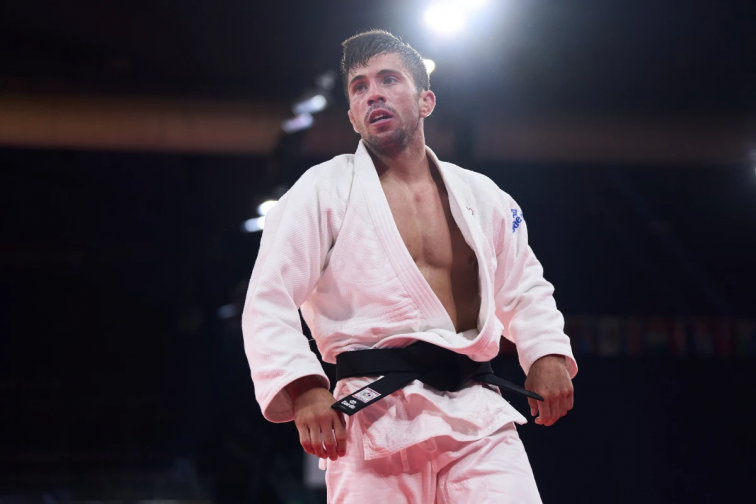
[347,53,435,156]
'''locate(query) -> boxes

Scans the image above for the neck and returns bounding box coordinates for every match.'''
[366,133,431,184]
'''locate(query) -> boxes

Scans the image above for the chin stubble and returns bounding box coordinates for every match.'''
[364,113,421,157]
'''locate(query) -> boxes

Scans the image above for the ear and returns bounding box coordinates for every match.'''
[418,90,436,119]
[347,109,359,134]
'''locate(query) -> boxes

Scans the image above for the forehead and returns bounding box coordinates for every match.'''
[347,53,410,80]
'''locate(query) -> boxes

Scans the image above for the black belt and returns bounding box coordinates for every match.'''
[331,341,543,416]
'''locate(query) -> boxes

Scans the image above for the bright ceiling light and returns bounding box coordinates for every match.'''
[425,4,466,35]
[423,59,436,74]
[282,113,314,134]
[257,199,278,216]
[293,94,327,116]
[465,0,488,8]
[242,216,266,233]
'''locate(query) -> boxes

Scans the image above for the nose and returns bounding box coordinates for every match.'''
[367,91,386,107]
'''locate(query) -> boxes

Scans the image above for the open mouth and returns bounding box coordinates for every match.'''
[368,110,394,124]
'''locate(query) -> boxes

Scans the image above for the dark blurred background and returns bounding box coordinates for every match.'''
[1,1,755,503]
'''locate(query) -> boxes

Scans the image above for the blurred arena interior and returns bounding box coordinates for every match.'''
[1,0,755,502]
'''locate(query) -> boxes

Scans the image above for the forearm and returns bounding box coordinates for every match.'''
[286,375,329,402]
[532,353,565,366]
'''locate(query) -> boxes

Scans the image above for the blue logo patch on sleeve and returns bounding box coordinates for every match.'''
[511,209,524,233]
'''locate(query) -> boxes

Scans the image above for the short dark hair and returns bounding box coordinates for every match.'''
[340,30,430,102]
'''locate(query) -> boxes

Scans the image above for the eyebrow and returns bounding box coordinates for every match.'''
[349,68,402,87]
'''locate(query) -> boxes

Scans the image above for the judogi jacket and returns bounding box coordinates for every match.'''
[242,141,578,459]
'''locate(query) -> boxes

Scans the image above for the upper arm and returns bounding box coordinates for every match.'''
[246,172,335,309]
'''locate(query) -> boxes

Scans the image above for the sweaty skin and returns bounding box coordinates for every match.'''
[287,53,573,461]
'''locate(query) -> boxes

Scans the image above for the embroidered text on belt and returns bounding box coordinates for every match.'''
[331,341,543,416]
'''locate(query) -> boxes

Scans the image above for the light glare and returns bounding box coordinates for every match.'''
[243,216,266,233]
[282,113,314,133]
[465,0,487,8]
[424,59,436,74]
[257,199,278,216]
[293,94,327,115]
[425,4,466,34]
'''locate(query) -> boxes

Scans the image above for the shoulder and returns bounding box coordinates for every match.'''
[438,161,514,207]
[285,154,355,204]
[297,154,354,187]
[438,161,526,246]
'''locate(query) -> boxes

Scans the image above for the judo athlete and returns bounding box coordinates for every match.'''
[243,30,577,503]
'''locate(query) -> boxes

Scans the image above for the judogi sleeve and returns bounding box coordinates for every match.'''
[242,170,334,423]
[493,193,578,378]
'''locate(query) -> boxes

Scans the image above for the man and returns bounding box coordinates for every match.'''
[243,30,576,503]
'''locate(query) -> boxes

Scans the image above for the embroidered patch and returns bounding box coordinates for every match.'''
[340,399,357,410]
[353,388,381,403]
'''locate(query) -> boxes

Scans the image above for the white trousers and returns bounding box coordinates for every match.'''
[325,422,542,504]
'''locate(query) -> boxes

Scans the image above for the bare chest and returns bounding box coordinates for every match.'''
[381,177,481,332]
[383,185,468,264]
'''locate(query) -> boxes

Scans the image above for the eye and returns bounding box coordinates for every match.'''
[383,75,398,84]
[353,82,367,93]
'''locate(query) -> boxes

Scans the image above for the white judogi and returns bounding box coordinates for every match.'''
[242,141,577,501]
[325,422,542,504]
